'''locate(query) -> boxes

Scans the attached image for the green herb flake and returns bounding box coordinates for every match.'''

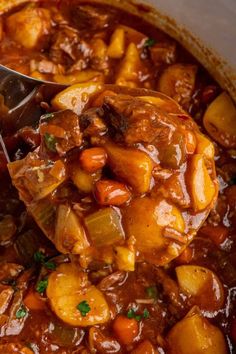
[143,308,150,319]
[34,250,46,263]
[16,305,27,319]
[144,38,156,48]
[127,307,150,321]
[44,261,56,270]
[146,285,158,300]
[127,308,136,319]
[77,300,91,317]
[36,279,48,294]
[44,133,57,152]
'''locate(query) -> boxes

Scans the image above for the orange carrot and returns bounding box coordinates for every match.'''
[200,225,228,246]
[80,147,107,173]
[95,180,131,206]
[113,315,139,345]
[131,340,158,354]
[24,289,46,311]
[176,247,193,264]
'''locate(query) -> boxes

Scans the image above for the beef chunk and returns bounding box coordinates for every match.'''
[103,94,175,146]
[150,41,177,65]
[72,5,114,31]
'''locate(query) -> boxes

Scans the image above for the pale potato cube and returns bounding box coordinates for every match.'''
[104,142,153,194]
[51,82,103,115]
[195,133,214,159]
[176,265,224,311]
[116,43,141,86]
[203,92,236,148]
[0,0,37,15]
[53,70,104,86]
[115,246,135,271]
[47,263,110,326]
[187,154,216,211]
[123,197,185,256]
[6,7,51,49]
[107,27,125,59]
[167,312,227,354]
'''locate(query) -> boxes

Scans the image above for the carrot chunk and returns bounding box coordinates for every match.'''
[24,289,46,311]
[113,315,139,345]
[80,147,107,173]
[95,180,131,205]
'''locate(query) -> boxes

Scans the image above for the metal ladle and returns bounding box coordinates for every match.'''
[0,64,67,160]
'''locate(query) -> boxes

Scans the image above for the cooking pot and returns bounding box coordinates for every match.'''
[94,0,236,102]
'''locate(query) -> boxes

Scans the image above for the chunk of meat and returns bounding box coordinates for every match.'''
[157,64,197,110]
[72,5,114,31]
[6,7,51,49]
[49,25,82,64]
[0,262,24,282]
[89,327,121,353]
[39,110,82,156]
[0,215,17,246]
[103,94,175,145]
[30,59,65,75]
[0,285,14,315]
[8,152,67,203]
[150,41,177,65]
[152,171,191,208]
[103,94,195,168]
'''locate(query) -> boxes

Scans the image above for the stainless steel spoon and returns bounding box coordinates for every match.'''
[0,64,67,160]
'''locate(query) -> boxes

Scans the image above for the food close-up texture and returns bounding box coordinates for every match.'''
[0,1,235,353]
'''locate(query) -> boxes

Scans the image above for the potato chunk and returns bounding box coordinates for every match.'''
[51,82,102,115]
[203,92,236,148]
[123,197,185,264]
[104,142,153,194]
[0,0,37,15]
[6,7,51,49]
[107,27,125,59]
[195,133,214,159]
[167,311,227,354]
[187,154,216,211]
[47,263,110,326]
[157,64,197,109]
[116,43,146,87]
[176,265,224,311]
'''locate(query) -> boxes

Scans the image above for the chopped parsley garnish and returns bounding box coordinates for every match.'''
[144,38,156,48]
[44,133,57,152]
[77,300,91,317]
[33,250,56,270]
[44,261,56,270]
[127,307,149,321]
[143,308,150,319]
[34,250,45,263]
[146,285,158,300]
[36,279,48,294]
[16,305,27,319]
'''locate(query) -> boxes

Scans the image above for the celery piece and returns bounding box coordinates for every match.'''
[84,207,124,247]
